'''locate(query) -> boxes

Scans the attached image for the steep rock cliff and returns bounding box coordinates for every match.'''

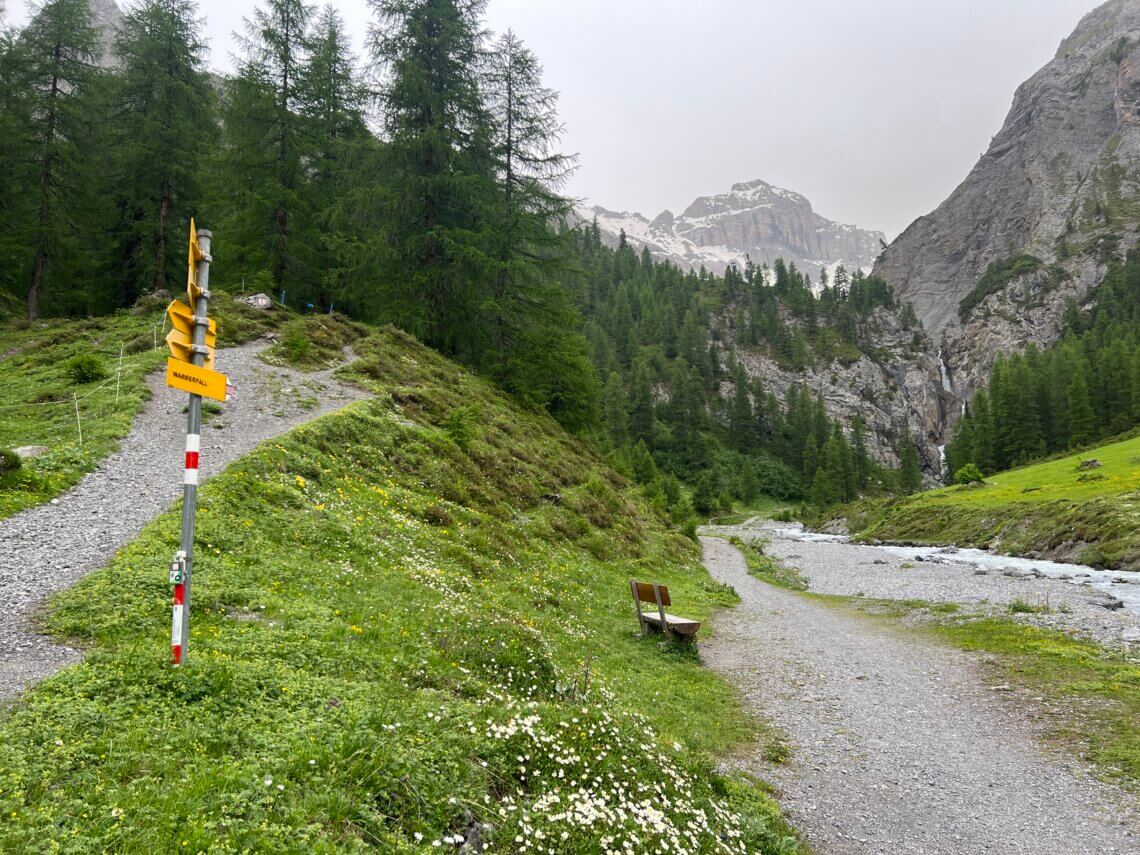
[876,0,1140,407]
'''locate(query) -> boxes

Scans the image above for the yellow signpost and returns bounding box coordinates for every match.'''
[166,299,217,369]
[169,221,219,667]
[165,328,216,371]
[167,298,216,336]
[187,219,205,302]
[165,359,228,403]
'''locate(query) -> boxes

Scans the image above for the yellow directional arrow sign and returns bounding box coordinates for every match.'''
[187,218,206,302]
[166,359,227,403]
[167,299,216,337]
[165,329,216,371]
[165,298,216,370]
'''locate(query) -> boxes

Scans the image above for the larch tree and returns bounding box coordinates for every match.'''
[481,30,575,370]
[300,5,368,308]
[224,0,314,294]
[106,0,213,304]
[897,435,923,495]
[370,0,497,356]
[1067,368,1095,447]
[0,17,21,291]
[8,0,101,319]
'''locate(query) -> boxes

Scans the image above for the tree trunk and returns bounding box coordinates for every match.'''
[493,47,515,373]
[275,24,291,290]
[28,60,62,321]
[154,179,170,294]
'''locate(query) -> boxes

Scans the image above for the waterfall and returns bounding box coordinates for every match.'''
[938,349,953,394]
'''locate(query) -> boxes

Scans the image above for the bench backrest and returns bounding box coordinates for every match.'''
[631,580,670,607]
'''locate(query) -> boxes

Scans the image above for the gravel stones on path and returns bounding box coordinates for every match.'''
[0,342,368,702]
[704,519,1139,650]
[698,535,1137,854]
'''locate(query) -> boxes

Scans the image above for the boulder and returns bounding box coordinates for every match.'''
[239,293,274,310]
[1002,568,1037,580]
[1088,596,1125,611]
[13,445,48,459]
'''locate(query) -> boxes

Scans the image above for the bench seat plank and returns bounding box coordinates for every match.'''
[640,612,701,635]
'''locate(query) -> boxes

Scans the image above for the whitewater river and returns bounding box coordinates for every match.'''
[770,524,1140,615]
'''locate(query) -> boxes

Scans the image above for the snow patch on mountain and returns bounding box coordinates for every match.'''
[580,178,885,283]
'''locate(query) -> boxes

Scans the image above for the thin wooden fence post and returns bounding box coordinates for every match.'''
[73,394,82,447]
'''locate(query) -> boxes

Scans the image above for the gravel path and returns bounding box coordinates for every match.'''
[699,534,1137,854]
[0,342,367,701]
[704,519,1139,649]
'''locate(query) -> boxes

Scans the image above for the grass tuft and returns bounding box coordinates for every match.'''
[729,537,809,591]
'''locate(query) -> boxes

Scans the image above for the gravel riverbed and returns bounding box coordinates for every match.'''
[698,533,1137,854]
[0,342,368,701]
[703,519,1139,649]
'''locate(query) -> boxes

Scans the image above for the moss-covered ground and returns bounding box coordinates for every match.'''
[0,327,799,853]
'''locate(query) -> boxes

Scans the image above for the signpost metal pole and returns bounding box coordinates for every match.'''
[172,228,211,665]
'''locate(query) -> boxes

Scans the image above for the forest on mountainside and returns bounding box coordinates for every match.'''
[945,249,1140,479]
[569,226,924,508]
[0,0,927,506]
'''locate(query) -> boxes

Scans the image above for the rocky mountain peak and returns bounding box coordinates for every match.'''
[581,179,884,281]
[88,0,123,67]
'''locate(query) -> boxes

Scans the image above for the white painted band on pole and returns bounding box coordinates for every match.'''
[186,434,200,453]
[171,604,184,645]
[184,468,199,486]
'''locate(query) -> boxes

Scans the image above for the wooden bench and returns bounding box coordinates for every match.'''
[630,580,701,640]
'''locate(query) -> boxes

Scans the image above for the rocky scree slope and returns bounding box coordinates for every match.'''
[582,179,885,281]
[876,0,1140,407]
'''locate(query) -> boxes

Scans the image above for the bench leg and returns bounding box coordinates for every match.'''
[653,583,671,641]
[631,580,650,636]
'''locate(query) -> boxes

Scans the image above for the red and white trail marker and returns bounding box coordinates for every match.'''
[184,432,200,486]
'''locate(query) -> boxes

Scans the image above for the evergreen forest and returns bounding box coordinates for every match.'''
[0,0,930,508]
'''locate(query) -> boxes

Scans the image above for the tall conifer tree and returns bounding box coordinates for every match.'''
[7,0,101,318]
[105,0,213,303]
[223,0,314,293]
[301,5,368,308]
[370,0,496,355]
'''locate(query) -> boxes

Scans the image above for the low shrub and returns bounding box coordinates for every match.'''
[442,404,479,449]
[1009,599,1048,614]
[0,448,21,476]
[279,320,312,363]
[65,353,108,384]
[954,463,986,485]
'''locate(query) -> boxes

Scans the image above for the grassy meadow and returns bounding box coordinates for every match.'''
[0,327,798,853]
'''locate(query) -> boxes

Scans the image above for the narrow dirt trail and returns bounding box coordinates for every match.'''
[0,342,368,701]
[699,535,1136,854]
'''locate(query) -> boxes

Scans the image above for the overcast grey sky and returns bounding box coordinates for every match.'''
[11,0,1104,236]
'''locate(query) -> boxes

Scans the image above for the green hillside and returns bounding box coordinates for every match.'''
[0,326,797,853]
[840,434,1140,567]
[0,296,362,522]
